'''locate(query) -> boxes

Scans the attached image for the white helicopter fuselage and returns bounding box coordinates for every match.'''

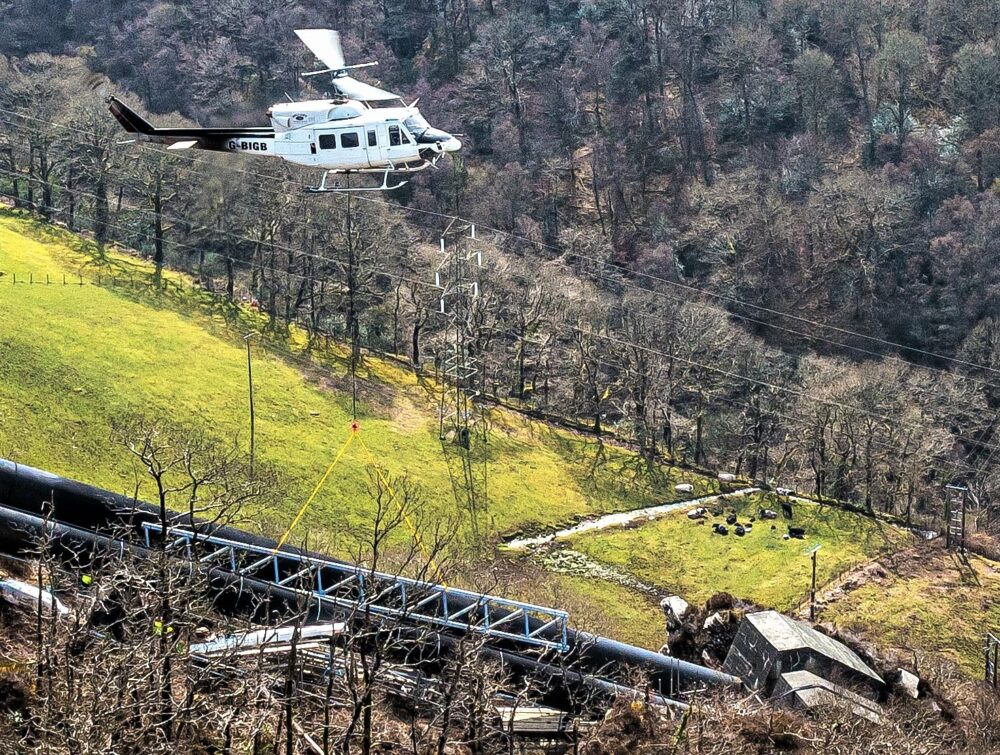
[219,99,459,175]
[109,29,460,192]
[262,99,458,172]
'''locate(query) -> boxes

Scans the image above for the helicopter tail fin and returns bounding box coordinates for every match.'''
[107,96,155,135]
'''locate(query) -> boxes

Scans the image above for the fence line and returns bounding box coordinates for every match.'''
[6,271,88,286]
[3,269,257,301]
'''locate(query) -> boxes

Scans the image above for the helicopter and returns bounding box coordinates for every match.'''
[108,28,461,193]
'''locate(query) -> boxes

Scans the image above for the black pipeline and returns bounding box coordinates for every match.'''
[0,458,741,693]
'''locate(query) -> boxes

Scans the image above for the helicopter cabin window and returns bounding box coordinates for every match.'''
[318,134,337,150]
[340,131,360,149]
[389,125,401,147]
[367,129,377,147]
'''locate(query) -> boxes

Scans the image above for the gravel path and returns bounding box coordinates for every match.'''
[503,487,759,550]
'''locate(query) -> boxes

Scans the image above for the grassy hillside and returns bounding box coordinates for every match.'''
[821,546,1000,677]
[0,211,721,542]
[0,210,720,647]
[567,493,912,611]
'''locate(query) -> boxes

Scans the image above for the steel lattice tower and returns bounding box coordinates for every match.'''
[434,220,488,538]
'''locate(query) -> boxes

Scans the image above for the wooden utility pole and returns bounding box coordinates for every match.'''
[244,332,257,473]
[808,545,821,622]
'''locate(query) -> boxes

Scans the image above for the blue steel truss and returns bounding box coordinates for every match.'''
[141,522,569,652]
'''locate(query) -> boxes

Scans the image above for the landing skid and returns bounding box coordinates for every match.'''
[305,156,442,194]
[305,170,407,193]
[306,167,409,194]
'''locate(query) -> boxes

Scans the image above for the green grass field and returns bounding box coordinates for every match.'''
[568,492,913,611]
[0,211,721,547]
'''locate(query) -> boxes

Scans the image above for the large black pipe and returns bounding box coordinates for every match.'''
[0,503,689,709]
[0,459,740,690]
[0,458,337,560]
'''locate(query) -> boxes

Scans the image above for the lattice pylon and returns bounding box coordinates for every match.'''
[945,484,968,552]
[432,220,489,540]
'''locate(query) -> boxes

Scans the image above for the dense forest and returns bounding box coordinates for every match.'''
[3,0,1000,526]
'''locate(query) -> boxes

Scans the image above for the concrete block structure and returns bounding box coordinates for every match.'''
[772,670,883,722]
[723,610,885,701]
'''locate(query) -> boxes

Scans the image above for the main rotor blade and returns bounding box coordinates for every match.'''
[333,76,399,102]
[295,29,345,71]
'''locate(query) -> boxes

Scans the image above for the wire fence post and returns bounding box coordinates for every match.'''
[244,332,257,475]
[986,633,1000,689]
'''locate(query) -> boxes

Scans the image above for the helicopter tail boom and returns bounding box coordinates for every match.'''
[108,97,274,152]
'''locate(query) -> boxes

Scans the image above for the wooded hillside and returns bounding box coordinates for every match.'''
[3,0,1000,527]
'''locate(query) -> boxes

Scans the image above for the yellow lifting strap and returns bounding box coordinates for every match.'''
[271,422,448,586]
[354,432,448,586]
[271,423,359,554]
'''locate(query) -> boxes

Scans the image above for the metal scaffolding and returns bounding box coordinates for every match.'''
[945,484,968,552]
[141,521,569,652]
[986,632,1000,689]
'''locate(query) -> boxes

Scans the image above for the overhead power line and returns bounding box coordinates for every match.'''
[3,111,999,463]
[15,196,996,467]
[3,104,1000,380]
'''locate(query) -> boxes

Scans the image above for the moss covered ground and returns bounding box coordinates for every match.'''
[568,492,913,611]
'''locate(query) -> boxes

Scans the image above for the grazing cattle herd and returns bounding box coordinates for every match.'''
[687,492,807,541]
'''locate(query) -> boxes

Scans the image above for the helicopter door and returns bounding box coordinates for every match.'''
[274,129,316,166]
[316,131,338,168]
[336,129,368,170]
[364,127,382,168]
[385,122,418,164]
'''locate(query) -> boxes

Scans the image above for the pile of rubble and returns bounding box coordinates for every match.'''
[658,591,756,668]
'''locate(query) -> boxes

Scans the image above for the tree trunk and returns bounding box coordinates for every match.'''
[153,177,165,284]
[226,257,235,301]
[26,144,35,212]
[39,145,52,220]
[411,321,421,367]
[66,164,75,231]
[94,168,110,252]
[695,413,705,465]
